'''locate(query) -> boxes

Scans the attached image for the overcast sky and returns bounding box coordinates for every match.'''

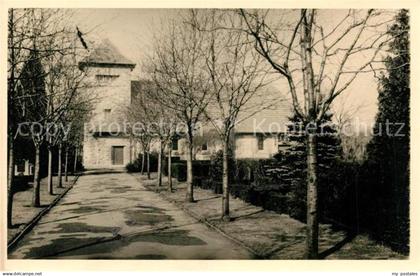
[71,9,398,127]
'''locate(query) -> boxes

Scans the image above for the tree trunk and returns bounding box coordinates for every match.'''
[157,139,163,187]
[222,140,230,221]
[300,11,319,259]
[7,137,15,227]
[47,145,53,195]
[58,144,63,188]
[185,140,194,202]
[32,145,41,207]
[73,146,78,174]
[147,151,150,180]
[129,138,133,163]
[141,150,145,175]
[64,147,69,182]
[168,147,173,192]
[305,132,318,259]
[7,9,15,228]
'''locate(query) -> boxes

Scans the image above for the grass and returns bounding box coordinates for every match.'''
[133,172,407,260]
[8,175,76,244]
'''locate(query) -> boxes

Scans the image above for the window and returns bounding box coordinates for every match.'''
[95,74,119,83]
[172,138,178,150]
[104,109,111,120]
[257,134,264,150]
[201,143,208,151]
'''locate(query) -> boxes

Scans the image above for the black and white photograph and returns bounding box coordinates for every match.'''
[1,2,416,270]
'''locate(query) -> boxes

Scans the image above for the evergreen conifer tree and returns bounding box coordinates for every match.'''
[275,112,342,221]
[365,9,409,253]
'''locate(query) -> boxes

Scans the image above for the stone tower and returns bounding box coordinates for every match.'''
[79,39,136,169]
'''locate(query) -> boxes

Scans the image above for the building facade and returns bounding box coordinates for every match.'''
[80,40,292,169]
[80,39,136,169]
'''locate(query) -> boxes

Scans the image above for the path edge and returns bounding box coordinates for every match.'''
[7,174,80,253]
[133,174,262,258]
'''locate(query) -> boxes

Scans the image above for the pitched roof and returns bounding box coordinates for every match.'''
[234,100,292,134]
[79,39,135,69]
[129,80,292,135]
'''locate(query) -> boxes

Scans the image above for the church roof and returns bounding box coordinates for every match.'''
[79,39,135,69]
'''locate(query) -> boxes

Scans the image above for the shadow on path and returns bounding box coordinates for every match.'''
[319,232,357,259]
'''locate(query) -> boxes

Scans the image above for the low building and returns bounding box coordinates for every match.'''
[234,105,291,159]
[172,104,292,161]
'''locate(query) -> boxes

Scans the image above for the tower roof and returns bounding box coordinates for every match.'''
[79,39,135,69]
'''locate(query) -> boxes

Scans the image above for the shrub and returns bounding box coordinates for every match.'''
[193,160,211,178]
[170,160,211,183]
[205,147,345,224]
[125,159,142,172]
[171,161,187,182]
[126,152,159,173]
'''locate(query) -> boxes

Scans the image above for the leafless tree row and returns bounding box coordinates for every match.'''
[7,8,94,227]
[238,8,392,258]
[8,8,395,259]
[125,8,393,258]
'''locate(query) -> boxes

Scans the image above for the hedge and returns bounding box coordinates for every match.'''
[133,149,407,254]
[126,152,159,173]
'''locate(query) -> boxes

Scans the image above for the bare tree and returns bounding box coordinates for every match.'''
[8,8,90,209]
[125,81,178,189]
[63,96,92,181]
[142,83,179,190]
[57,66,94,187]
[8,9,53,209]
[7,8,42,226]
[332,95,371,162]
[239,8,391,258]
[148,12,212,202]
[43,42,88,194]
[188,10,270,220]
[125,88,155,180]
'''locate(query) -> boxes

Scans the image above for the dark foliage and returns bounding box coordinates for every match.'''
[208,149,235,194]
[125,159,143,173]
[190,113,343,224]
[126,152,158,173]
[268,112,342,221]
[16,50,47,124]
[171,162,187,182]
[364,9,410,254]
[169,160,211,184]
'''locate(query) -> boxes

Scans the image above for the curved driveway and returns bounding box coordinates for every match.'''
[8,172,251,259]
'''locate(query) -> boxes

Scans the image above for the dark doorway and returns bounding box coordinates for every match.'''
[112,146,124,165]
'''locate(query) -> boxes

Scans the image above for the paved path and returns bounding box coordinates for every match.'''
[8,172,251,259]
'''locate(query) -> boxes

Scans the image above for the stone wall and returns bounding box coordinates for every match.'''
[82,65,134,169]
[83,135,132,169]
[85,66,133,128]
[235,134,278,159]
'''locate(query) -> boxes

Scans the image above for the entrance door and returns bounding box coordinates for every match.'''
[112,146,124,165]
